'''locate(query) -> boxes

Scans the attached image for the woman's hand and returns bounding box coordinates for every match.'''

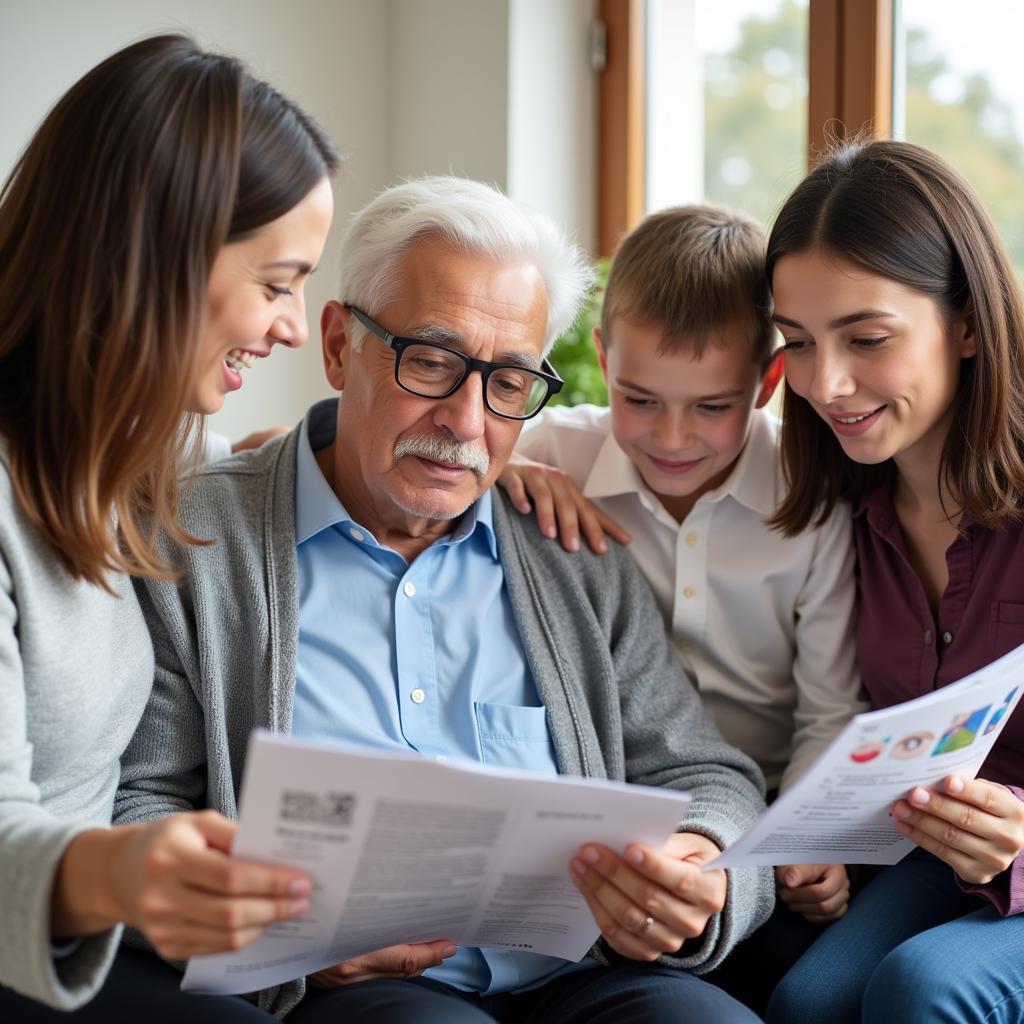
[892,775,1024,884]
[775,863,849,923]
[569,832,725,961]
[498,455,631,554]
[54,810,312,959]
[308,940,457,988]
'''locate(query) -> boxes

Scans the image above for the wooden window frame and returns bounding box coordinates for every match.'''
[596,0,894,256]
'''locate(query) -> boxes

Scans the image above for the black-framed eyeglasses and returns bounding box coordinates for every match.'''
[347,306,563,420]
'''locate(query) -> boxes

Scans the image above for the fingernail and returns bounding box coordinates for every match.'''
[910,787,930,806]
[289,878,312,897]
[596,541,607,554]
[582,846,600,865]
[443,944,457,958]
[893,803,911,820]
[570,858,586,877]
[568,537,579,552]
[785,870,799,887]
[947,776,965,794]
[545,526,557,539]
[290,899,310,916]
[626,847,644,866]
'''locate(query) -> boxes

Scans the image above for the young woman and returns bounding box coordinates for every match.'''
[764,139,1024,1024]
[0,34,338,1020]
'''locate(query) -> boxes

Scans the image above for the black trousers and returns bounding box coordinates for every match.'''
[0,947,274,1022]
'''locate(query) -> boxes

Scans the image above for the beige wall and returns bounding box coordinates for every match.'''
[1,0,596,440]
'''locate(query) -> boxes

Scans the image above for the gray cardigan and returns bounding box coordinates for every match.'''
[116,423,774,1017]
[0,447,155,1009]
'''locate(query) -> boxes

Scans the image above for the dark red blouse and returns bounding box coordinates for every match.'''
[854,486,1024,914]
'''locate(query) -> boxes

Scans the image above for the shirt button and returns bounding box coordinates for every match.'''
[403,581,417,598]
[685,532,698,547]
[924,629,933,645]
[349,528,364,542]
[410,688,426,704]
[683,586,696,599]
[941,630,954,645]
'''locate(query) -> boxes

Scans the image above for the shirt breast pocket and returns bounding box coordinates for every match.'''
[474,702,559,773]
[991,602,1024,660]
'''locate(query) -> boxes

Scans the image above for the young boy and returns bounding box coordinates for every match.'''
[502,206,867,1007]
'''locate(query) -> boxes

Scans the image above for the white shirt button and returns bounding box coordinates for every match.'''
[349,527,364,542]
[685,532,698,547]
[403,581,417,598]
[411,688,426,704]
[941,630,954,645]
[683,585,696,599]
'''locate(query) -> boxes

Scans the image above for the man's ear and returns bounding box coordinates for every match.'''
[755,349,784,408]
[593,327,609,381]
[321,301,351,391]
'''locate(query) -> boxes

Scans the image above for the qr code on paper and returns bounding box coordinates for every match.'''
[280,791,354,827]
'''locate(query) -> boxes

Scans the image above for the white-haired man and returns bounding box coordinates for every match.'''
[116,177,773,1023]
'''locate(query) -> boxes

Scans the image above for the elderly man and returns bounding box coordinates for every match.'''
[116,177,773,1023]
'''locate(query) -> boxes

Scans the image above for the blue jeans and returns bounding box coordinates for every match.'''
[287,962,760,1023]
[766,849,1024,1024]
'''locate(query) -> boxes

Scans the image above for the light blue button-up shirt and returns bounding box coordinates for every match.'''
[292,400,593,994]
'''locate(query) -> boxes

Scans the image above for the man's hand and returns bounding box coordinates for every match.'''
[893,775,1024,884]
[569,832,725,961]
[308,939,458,988]
[775,863,849,923]
[498,455,631,554]
[55,811,312,959]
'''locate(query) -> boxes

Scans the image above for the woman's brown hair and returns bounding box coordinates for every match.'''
[767,139,1024,535]
[0,34,338,587]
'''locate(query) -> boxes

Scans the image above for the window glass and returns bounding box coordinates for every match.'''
[647,0,808,224]
[896,0,1024,277]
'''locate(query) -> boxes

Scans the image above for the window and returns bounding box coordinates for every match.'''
[895,0,1024,277]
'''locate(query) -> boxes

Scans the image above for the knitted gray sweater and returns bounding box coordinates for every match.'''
[0,447,154,1008]
[116,421,775,1017]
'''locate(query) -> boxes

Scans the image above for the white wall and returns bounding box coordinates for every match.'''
[1,0,597,441]
[508,0,598,256]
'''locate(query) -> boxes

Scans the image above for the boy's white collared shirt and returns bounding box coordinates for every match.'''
[518,404,866,791]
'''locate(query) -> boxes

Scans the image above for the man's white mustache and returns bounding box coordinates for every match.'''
[393,434,490,478]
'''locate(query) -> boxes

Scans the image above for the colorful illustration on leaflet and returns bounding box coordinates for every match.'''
[984,688,1018,735]
[931,706,991,756]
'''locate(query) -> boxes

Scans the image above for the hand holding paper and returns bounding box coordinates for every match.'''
[569,832,725,961]
[182,736,690,995]
[709,641,1024,871]
[893,774,1024,884]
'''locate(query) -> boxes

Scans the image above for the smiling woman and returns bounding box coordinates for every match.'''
[763,140,1024,1024]
[0,33,339,1022]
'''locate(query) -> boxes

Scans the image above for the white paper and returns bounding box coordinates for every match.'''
[182,734,690,995]
[710,641,1024,869]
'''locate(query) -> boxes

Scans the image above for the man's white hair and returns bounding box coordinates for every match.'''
[337,176,595,355]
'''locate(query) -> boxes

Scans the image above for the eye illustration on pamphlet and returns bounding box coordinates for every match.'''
[984,688,1018,735]
[931,706,991,756]
[889,730,934,760]
[849,739,889,764]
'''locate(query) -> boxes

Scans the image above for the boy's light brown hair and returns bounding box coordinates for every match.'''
[601,204,774,365]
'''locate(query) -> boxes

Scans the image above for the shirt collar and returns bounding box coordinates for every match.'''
[581,408,778,517]
[294,397,497,558]
[715,410,780,517]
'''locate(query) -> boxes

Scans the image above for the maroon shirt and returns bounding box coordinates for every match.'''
[854,486,1024,914]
